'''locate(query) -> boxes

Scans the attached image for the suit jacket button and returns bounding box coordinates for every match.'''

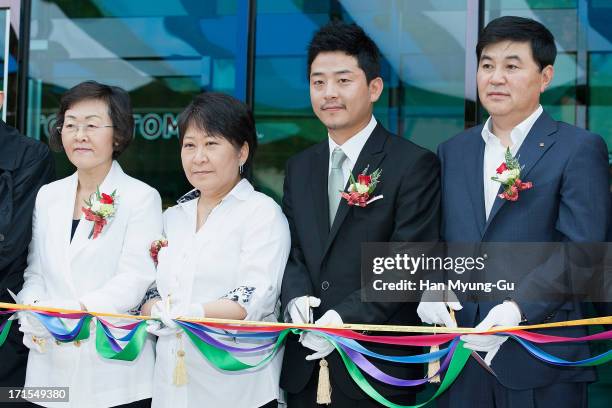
[321,281,330,291]
[482,253,488,260]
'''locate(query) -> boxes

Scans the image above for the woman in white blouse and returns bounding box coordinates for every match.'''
[141,93,290,408]
[18,81,162,407]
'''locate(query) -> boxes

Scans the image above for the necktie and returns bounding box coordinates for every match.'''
[328,147,347,226]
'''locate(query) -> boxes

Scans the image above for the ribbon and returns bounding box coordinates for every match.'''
[178,321,277,353]
[82,207,107,239]
[0,318,12,347]
[96,320,148,360]
[32,313,92,343]
[176,321,289,371]
[334,338,472,408]
[339,339,459,387]
[2,301,610,332]
[510,335,612,367]
[2,303,612,407]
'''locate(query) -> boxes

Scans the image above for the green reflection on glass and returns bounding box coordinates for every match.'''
[589,53,612,159]
[542,52,577,124]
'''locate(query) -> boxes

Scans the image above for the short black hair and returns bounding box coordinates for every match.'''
[307,21,381,83]
[477,16,557,70]
[50,80,134,158]
[178,92,257,179]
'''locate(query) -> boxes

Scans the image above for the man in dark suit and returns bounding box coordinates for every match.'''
[0,91,54,388]
[280,21,441,407]
[417,16,610,407]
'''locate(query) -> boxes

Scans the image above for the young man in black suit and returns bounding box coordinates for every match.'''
[280,21,441,407]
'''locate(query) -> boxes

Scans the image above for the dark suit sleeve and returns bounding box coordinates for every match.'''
[0,144,54,272]
[334,150,441,323]
[280,160,314,316]
[512,133,610,323]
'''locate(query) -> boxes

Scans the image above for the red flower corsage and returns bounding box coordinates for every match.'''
[149,238,168,266]
[491,148,533,202]
[340,166,383,207]
[81,188,117,239]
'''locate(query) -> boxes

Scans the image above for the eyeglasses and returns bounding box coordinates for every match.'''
[57,123,115,136]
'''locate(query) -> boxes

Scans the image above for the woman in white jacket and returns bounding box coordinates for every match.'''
[18,81,162,407]
[141,93,290,408]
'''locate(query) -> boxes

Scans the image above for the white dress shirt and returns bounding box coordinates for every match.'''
[152,179,290,408]
[284,116,377,322]
[328,115,377,186]
[482,105,543,219]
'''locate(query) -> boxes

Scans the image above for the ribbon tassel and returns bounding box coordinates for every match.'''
[173,333,188,386]
[316,358,332,404]
[427,343,441,383]
[428,309,456,383]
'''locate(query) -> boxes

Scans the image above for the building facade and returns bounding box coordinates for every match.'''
[0,0,609,204]
[0,0,610,404]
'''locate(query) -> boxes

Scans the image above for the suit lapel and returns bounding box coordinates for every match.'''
[462,128,486,238]
[483,112,558,234]
[68,210,91,259]
[49,173,78,296]
[323,125,387,259]
[311,142,330,252]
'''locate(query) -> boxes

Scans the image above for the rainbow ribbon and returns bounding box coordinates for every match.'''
[1,303,611,408]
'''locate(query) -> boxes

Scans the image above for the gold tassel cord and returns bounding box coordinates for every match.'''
[173,333,188,386]
[427,342,441,383]
[31,336,46,353]
[316,358,332,404]
[427,309,456,384]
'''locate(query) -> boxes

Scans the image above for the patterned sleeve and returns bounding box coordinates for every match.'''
[128,284,160,315]
[226,197,290,321]
[220,286,256,309]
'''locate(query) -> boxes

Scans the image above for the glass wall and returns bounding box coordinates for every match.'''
[253,0,468,200]
[586,1,612,169]
[0,1,21,129]
[26,0,611,204]
[26,0,249,205]
[252,0,330,201]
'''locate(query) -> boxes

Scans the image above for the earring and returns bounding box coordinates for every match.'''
[239,163,244,175]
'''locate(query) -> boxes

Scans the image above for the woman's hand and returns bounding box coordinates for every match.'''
[140,298,162,316]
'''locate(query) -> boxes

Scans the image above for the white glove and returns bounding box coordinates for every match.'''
[417,289,462,328]
[19,298,81,336]
[461,300,522,365]
[19,299,82,353]
[18,312,51,353]
[18,312,48,337]
[145,320,178,337]
[145,300,175,336]
[148,299,204,331]
[302,310,342,361]
[287,296,321,324]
